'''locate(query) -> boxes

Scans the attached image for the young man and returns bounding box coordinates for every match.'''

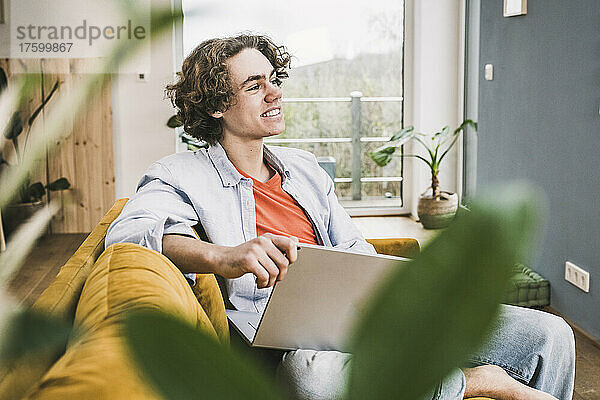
[106,34,574,400]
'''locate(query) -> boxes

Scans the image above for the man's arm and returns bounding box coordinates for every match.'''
[106,161,297,288]
[162,233,298,289]
[105,162,200,253]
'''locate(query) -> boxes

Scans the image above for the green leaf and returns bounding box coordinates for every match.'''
[0,77,30,149]
[433,125,451,149]
[438,135,460,165]
[27,182,45,202]
[433,125,450,139]
[180,134,208,150]
[47,177,71,191]
[28,80,60,127]
[347,185,541,400]
[389,125,414,141]
[369,147,395,166]
[166,114,182,128]
[0,308,74,362]
[438,120,479,163]
[374,126,415,153]
[0,67,7,92]
[3,112,23,140]
[412,135,435,161]
[123,311,284,400]
[403,154,435,169]
[453,119,477,136]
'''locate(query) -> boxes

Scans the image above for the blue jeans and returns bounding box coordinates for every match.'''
[276,305,575,400]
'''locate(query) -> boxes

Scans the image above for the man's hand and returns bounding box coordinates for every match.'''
[162,233,299,289]
[215,233,298,288]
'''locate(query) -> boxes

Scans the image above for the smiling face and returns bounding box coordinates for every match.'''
[214,48,285,143]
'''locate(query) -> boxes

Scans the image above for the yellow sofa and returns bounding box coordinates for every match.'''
[0,199,489,399]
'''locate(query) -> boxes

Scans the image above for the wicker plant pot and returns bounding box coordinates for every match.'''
[417,191,458,229]
[1,201,45,240]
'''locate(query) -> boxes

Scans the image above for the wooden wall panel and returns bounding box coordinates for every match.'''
[1,58,47,203]
[100,75,115,223]
[48,59,115,233]
[69,67,91,232]
[44,58,74,233]
[1,58,114,233]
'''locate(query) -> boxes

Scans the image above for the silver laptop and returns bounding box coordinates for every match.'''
[226,243,409,352]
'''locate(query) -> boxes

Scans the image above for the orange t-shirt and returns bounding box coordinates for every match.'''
[236,167,319,245]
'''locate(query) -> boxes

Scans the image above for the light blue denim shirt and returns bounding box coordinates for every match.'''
[105,142,375,312]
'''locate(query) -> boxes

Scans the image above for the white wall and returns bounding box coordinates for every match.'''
[112,0,179,199]
[404,0,464,216]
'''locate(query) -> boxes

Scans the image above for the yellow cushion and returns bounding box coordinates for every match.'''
[25,242,227,399]
[73,243,206,331]
[35,198,129,321]
[26,323,160,400]
[190,274,230,344]
[0,198,128,400]
[367,237,421,259]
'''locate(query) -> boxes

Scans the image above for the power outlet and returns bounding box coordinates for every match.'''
[136,73,148,83]
[565,261,590,293]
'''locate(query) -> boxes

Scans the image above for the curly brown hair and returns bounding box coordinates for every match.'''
[165,34,291,145]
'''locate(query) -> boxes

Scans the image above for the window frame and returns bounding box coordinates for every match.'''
[174,0,413,217]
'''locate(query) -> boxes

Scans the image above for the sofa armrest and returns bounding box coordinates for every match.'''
[366,238,420,259]
[73,243,228,343]
[0,199,129,400]
[23,243,229,399]
[190,274,230,344]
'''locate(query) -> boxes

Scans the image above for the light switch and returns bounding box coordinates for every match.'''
[504,0,527,17]
[484,64,493,81]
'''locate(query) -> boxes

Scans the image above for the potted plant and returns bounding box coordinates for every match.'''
[370,119,477,229]
[0,73,70,239]
[166,114,208,151]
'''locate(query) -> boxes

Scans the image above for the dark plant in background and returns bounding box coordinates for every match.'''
[0,76,70,204]
[370,119,478,229]
[166,114,207,151]
[370,119,477,198]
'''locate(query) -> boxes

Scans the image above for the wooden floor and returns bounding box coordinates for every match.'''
[7,234,600,399]
[8,233,88,306]
[571,324,600,400]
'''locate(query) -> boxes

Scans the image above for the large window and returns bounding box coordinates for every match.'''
[181,0,405,214]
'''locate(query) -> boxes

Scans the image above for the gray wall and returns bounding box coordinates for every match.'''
[477,0,600,339]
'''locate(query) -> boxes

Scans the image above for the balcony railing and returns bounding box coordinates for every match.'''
[264,92,404,201]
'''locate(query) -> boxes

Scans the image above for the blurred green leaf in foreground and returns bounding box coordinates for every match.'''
[124,184,542,400]
[0,0,185,381]
[348,184,541,399]
[0,307,74,363]
[124,311,285,400]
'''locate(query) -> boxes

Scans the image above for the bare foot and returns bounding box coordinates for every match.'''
[462,365,557,400]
